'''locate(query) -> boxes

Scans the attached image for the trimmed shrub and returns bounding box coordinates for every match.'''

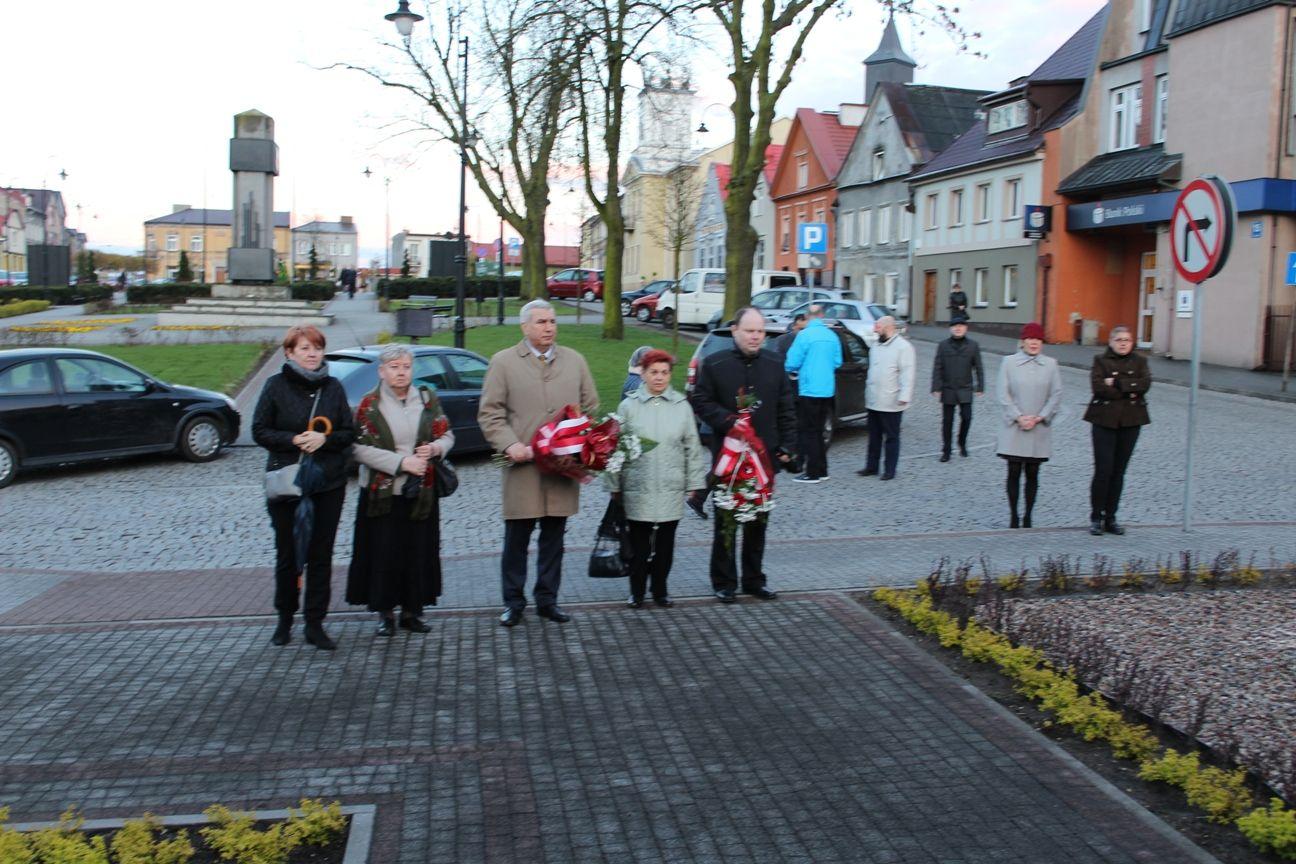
[0,285,113,304]
[289,282,336,302]
[1237,799,1296,859]
[378,276,522,300]
[124,284,212,305]
[0,300,51,318]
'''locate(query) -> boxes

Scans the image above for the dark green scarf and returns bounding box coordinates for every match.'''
[356,384,446,520]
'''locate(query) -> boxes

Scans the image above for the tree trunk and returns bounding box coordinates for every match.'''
[520,227,547,301]
[721,191,759,319]
[601,209,625,339]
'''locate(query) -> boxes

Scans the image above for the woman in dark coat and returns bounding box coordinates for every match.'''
[1084,325,1151,536]
[252,324,357,650]
[346,344,454,636]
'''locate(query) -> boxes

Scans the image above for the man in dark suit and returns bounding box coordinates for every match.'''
[931,314,984,461]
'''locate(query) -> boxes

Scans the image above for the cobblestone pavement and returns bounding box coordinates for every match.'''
[0,595,1217,863]
[3,339,1293,575]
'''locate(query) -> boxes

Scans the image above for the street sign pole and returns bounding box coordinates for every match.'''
[1183,279,1204,531]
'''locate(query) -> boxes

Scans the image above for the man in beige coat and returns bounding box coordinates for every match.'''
[478,299,598,626]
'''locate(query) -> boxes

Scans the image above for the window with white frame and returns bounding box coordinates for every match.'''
[1139,0,1153,32]
[165,234,178,251]
[864,274,878,303]
[949,188,965,226]
[975,183,992,222]
[949,269,962,293]
[876,205,891,245]
[1003,265,1019,306]
[974,268,989,306]
[781,214,791,252]
[872,149,885,181]
[840,211,855,247]
[342,242,352,256]
[1110,84,1142,151]
[899,207,911,242]
[796,160,809,189]
[884,273,899,307]
[925,193,939,230]
[189,235,203,252]
[146,235,157,252]
[1004,178,1022,220]
[858,209,872,246]
[297,240,309,256]
[1154,76,1168,144]
[987,100,1028,134]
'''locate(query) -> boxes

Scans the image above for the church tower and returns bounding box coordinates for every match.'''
[863,14,916,100]
[636,74,695,159]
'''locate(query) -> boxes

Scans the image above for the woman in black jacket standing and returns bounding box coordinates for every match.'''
[1084,325,1151,536]
[252,324,356,649]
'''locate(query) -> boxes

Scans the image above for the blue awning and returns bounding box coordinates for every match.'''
[1066,178,1296,230]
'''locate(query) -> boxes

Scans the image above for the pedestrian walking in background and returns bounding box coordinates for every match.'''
[478,299,598,627]
[691,307,797,603]
[609,350,707,608]
[859,316,915,481]
[996,322,1063,528]
[1084,325,1151,536]
[252,324,356,650]
[621,345,654,398]
[785,304,842,483]
[346,344,455,637]
[931,313,984,461]
[772,313,807,357]
[948,283,968,319]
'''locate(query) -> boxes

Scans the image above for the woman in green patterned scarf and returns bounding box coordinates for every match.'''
[346,344,454,636]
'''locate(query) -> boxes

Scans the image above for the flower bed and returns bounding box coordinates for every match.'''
[0,300,51,319]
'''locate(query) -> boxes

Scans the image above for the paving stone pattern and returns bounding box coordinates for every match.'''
[0,597,1216,863]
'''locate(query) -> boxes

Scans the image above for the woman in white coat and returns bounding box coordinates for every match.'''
[996,322,1063,528]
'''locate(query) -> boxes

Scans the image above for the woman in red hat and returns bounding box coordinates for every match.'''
[995,322,1063,528]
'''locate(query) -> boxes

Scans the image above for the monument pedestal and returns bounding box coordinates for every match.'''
[212,283,291,300]
[157,286,333,327]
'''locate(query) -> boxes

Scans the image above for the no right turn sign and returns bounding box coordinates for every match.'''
[1170,176,1235,283]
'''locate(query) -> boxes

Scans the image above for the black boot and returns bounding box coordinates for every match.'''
[270,614,292,646]
[376,615,395,637]
[304,621,336,651]
[1104,519,1126,535]
[1089,519,1104,536]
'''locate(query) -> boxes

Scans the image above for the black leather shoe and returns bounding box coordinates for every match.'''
[880,472,895,481]
[1010,515,1020,529]
[376,617,395,637]
[1104,520,1126,535]
[1022,515,1032,529]
[270,621,291,646]
[742,586,778,600]
[399,617,431,633]
[627,596,644,609]
[537,606,572,623]
[939,453,950,463]
[856,467,878,477]
[653,596,674,608]
[303,623,336,651]
[499,608,524,627]
[714,589,737,604]
[959,445,969,457]
[1089,520,1104,536]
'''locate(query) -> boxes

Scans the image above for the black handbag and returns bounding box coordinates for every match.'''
[588,497,631,578]
[432,457,458,497]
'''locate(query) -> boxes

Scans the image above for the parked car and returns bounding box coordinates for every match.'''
[655,268,802,328]
[705,286,859,331]
[0,348,241,488]
[770,299,895,344]
[684,324,869,444]
[546,268,605,302]
[325,345,493,454]
[630,286,671,322]
[619,279,674,317]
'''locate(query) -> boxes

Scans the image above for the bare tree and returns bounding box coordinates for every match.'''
[646,161,699,353]
[335,0,579,300]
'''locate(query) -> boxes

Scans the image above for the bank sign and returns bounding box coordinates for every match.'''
[1067,190,1178,230]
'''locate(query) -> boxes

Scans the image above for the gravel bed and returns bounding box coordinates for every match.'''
[982,588,1296,799]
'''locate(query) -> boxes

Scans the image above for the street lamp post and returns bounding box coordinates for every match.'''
[385,1,471,348]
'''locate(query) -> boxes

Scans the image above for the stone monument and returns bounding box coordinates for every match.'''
[227,109,279,284]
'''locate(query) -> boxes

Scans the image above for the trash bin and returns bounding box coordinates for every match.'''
[396,306,435,338]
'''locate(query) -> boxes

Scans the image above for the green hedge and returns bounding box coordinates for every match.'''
[290,281,337,302]
[378,276,522,300]
[0,285,113,304]
[0,299,52,318]
[124,283,213,304]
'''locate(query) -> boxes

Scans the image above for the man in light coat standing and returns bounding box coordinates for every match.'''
[785,304,842,483]
[478,300,598,626]
[859,316,915,481]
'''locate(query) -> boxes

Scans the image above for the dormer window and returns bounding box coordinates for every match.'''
[796,160,809,189]
[872,149,885,181]
[987,100,1028,134]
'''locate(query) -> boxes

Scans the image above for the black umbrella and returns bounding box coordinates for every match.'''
[292,454,326,572]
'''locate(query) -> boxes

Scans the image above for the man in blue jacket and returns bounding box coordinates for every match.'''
[785,304,842,483]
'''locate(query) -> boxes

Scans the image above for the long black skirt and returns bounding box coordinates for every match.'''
[345,489,442,613]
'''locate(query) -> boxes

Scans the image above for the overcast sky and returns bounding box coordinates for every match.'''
[5,0,1105,262]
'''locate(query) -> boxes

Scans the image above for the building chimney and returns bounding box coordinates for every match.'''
[172,204,191,213]
[340,215,353,224]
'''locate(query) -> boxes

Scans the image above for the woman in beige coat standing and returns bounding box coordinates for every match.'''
[477,300,598,627]
[996,322,1063,528]
[347,344,455,635]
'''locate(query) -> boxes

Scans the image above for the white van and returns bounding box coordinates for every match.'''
[656,268,801,327]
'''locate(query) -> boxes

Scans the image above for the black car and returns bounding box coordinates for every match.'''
[325,345,492,454]
[685,324,869,443]
[0,348,241,488]
[619,279,675,317]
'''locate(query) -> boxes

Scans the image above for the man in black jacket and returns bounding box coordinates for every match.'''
[691,307,797,603]
[930,313,984,461]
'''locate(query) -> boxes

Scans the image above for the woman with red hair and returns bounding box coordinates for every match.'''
[607,349,707,607]
[252,324,356,649]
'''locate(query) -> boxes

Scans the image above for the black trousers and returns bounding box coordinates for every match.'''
[710,512,768,592]
[627,519,679,600]
[268,485,345,623]
[865,410,903,475]
[1090,425,1141,521]
[941,402,973,454]
[502,516,566,611]
[797,396,833,479]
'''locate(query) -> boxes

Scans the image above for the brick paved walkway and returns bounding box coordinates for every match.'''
[0,595,1217,863]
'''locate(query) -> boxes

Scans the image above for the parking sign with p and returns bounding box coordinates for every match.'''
[797,222,828,254]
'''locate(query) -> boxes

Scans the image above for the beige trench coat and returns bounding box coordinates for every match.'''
[477,341,598,520]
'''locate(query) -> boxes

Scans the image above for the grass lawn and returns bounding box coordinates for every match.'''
[96,343,271,395]
[389,298,529,317]
[414,324,693,410]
